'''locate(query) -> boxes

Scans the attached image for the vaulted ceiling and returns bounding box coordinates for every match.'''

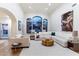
[19,3,63,15]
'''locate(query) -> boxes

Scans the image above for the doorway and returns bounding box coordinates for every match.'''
[0,7,17,39]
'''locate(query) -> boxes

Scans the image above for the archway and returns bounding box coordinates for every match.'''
[0,7,17,38]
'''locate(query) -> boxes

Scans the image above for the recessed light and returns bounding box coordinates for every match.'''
[48,3,51,6]
[29,6,32,9]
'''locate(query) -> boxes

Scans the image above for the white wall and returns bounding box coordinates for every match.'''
[73,4,79,35]
[24,13,50,35]
[50,3,73,32]
[0,3,25,36]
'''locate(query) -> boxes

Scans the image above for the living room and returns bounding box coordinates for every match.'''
[0,3,79,56]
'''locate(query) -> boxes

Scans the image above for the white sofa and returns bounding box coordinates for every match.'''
[38,32,73,47]
[52,32,73,47]
[39,32,51,38]
[35,32,51,41]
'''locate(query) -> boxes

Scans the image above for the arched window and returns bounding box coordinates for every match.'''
[26,16,48,33]
[43,19,48,32]
[32,16,42,33]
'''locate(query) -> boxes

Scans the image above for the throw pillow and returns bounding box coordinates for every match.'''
[51,32,55,36]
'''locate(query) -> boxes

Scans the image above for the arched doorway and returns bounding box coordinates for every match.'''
[0,7,17,38]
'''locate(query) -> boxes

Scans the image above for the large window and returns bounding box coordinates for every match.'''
[32,16,42,33]
[26,16,48,33]
[43,19,48,32]
[26,18,32,33]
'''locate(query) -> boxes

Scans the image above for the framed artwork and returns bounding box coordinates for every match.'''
[0,24,8,38]
[2,24,8,34]
[18,20,22,31]
[61,11,73,31]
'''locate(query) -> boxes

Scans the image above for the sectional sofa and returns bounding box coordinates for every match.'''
[38,31,73,47]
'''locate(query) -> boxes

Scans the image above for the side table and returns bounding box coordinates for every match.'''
[68,40,79,52]
[30,34,35,40]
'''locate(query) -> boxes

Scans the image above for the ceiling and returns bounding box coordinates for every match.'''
[19,3,63,15]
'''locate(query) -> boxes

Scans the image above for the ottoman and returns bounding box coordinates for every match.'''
[42,38,54,46]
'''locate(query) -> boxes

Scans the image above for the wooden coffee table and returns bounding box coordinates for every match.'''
[11,48,22,56]
[11,44,23,56]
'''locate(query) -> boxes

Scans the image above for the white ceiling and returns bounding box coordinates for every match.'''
[19,3,63,15]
